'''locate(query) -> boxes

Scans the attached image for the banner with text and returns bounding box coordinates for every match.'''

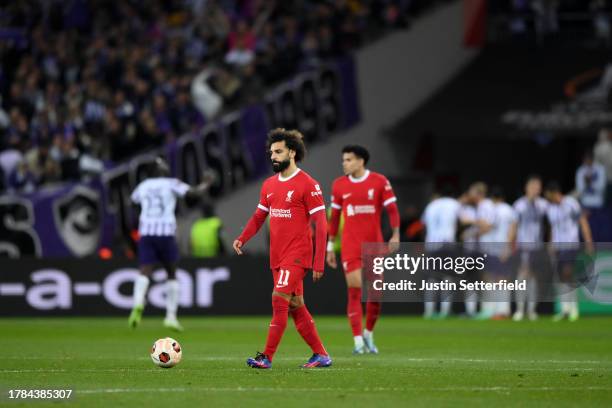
[0,257,352,316]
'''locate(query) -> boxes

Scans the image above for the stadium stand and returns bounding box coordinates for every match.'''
[0,0,450,194]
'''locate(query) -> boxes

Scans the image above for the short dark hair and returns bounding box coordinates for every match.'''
[469,181,487,196]
[267,128,306,162]
[342,145,370,165]
[526,174,542,183]
[544,181,561,193]
[490,185,504,199]
[438,183,456,197]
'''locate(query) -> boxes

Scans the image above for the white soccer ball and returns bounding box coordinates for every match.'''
[150,337,182,368]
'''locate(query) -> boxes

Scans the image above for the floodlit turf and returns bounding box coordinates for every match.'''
[1,316,611,407]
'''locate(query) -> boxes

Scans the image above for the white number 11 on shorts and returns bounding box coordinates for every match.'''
[276,269,290,287]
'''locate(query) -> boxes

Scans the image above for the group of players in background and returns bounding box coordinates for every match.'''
[124,127,594,369]
[422,176,593,322]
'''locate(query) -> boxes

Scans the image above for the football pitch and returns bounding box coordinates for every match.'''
[1,316,611,407]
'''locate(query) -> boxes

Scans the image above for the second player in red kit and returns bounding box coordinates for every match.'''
[233,128,331,369]
[327,145,400,354]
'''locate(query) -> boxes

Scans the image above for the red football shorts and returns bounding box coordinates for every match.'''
[342,258,363,274]
[272,265,306,296]
[343,257,381,286]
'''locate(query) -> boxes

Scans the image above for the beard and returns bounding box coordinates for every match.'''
[272,159,290,173]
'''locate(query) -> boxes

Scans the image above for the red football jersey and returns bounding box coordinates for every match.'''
[330,170,397,260]
[257,168,326,269]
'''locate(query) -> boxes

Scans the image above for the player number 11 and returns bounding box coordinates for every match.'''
[277,269,290,287]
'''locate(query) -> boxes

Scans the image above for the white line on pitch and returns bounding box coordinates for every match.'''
[74,386,612,394]
[0,367,602,374]
[4,356,609,365]
[145,356,610,365]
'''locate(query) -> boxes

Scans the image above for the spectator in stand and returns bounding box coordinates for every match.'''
[318,25,338,58]
[51,134,80,181]
[225,38,256,68]
[0,139,23,183]
[509,0,531,42]
[228,19,257,52]
[191,67,224,120]
[531,0,560,44]
[301,29,321,69]
[152,93,174,139]
[137,109,165,151]
[211,65,242,108]
[276,16,302,80]
[591,0,611,47]
[0,97,10,132]
[24,142,61,186]
[198,0,231,49]
[594,128,612,204]
[171,88,205,135]
[8,160,36,194]
[240,63,265,104]
[254,21,281,83]
[575,150,607,209]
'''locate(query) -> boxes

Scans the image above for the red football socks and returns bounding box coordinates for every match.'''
[263,296,290,361]
[366,301,382,331]
[347,287,363,336]
[291,305,327,355]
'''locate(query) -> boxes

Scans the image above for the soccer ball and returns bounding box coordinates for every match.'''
[150,337,182,368]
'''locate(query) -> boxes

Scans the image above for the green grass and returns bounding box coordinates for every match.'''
[1,316,612,407]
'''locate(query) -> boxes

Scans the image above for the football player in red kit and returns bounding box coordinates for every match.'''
[327,145,400,354]
[233,128,331,369]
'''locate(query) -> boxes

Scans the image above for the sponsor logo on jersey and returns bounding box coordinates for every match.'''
[311,184,322,197]
[267,193,274,198]
[270,208,292,218]
[346,204,376,216]
[342,193,352,199]
[347,204,355,216]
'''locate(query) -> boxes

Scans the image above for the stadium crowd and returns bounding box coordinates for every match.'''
[0,0,443,195]
[489,0,612,45]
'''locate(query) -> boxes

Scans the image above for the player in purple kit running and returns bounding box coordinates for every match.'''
[128,158,214,331]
